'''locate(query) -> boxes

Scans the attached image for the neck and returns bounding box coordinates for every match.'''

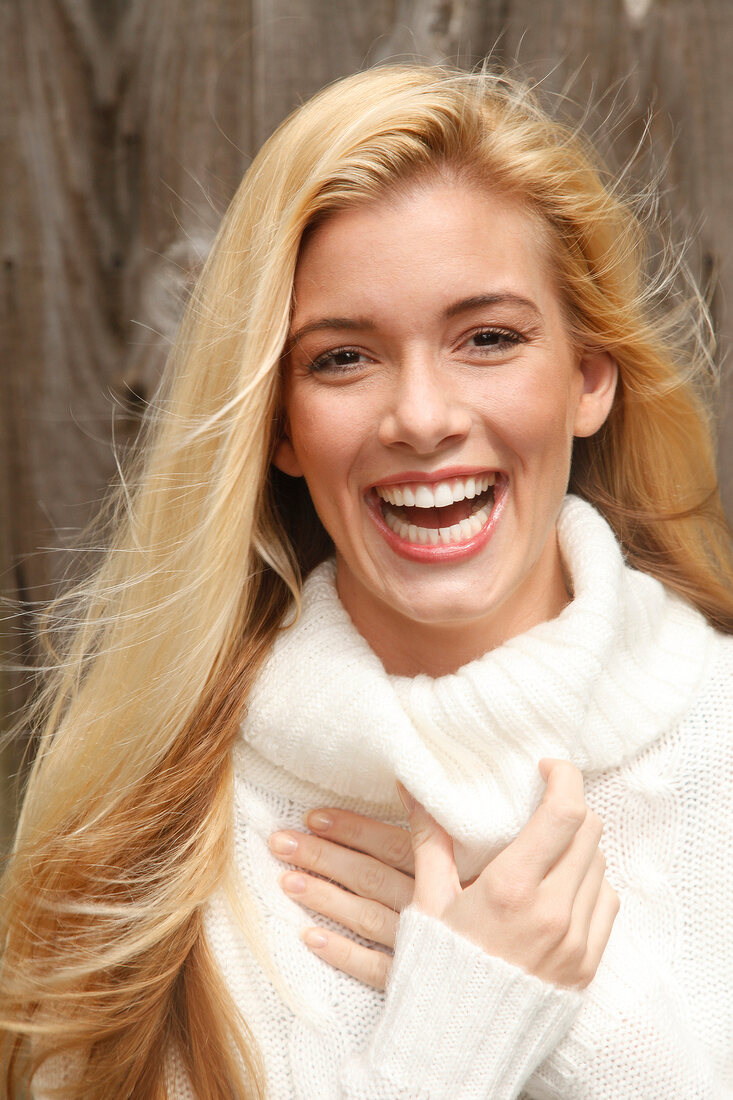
[336,537,571,677]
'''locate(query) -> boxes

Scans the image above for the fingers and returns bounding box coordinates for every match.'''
[564,847,606,934]
[548,872,619,990]
[541,808,604,897]
[268,830,414,911]
[280,870,400,948]
[301,926,392,990]
[304,806,415,875]
[502,759,588,884]
[580,879,620,986]
[539,848,605,987]
[531,857,619,990]
[407,796,462,918]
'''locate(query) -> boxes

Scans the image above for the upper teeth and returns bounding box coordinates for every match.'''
[376,473,496,508]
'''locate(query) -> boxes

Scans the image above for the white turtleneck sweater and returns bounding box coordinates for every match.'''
[166,496,733,1099]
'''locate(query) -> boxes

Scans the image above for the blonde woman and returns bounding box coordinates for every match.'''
[2,65,732,1099]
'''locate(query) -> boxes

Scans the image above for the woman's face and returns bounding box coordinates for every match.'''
[276,182,616,674]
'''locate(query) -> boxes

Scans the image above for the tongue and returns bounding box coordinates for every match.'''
[397,499,477,528]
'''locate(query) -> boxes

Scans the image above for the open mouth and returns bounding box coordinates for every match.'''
[372,472,499,547]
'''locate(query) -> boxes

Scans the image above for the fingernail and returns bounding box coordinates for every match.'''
[538,758,552,781]
[303,928,328,949]
[269,832,298,855]
[307,811,333,832]
[396,780,415,813]
[281,872,307,894]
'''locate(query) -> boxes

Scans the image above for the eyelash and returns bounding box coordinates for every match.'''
[307,326,525,374]
[309,347,368,374]
[466,327,525,353]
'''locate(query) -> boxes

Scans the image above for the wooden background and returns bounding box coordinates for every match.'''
[2,0,732,848]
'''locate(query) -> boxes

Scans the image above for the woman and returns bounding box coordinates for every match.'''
[1,64,732,1099]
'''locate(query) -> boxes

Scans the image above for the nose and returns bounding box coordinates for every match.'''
[377,357,471,454]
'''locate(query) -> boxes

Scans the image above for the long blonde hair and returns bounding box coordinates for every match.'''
[2,64,732,1099]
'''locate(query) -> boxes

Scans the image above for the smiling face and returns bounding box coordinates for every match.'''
[275,181,617,675]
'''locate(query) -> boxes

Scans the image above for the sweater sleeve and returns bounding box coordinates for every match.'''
[337,904,582,1099]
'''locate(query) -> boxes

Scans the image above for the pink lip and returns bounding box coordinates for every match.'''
[366,474,508,564]
[368,465,498,491]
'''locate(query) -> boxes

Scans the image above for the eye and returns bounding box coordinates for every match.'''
[308,347,371,374]
[465,327,524,354]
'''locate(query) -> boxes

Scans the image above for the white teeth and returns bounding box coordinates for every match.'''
[459,516,475,540]
[376,472,497,509]
[384,501,495,547]
[414,484,435,508]
[433,482,454,508]
[378,472,499,547]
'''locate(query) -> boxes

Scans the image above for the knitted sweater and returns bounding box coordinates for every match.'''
[167,496,733,1099]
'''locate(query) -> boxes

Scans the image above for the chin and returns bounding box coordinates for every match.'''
[380,573,508,629]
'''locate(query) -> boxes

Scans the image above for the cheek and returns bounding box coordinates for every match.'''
[288,394,334,458]
[480,382,578,467]
[287,394,363,499]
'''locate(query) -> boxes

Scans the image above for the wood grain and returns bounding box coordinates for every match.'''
[2,0,732,841]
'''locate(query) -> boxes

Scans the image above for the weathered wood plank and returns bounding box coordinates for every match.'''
[2,2,732,845]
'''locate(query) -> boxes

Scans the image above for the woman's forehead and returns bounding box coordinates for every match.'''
[290,182,559,333]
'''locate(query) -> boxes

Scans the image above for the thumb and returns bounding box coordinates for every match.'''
[396,781,461,918]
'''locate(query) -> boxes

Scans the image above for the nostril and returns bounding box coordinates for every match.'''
[378,402,471,452]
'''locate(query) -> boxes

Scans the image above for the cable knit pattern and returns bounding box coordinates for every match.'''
[33,498,733,1099]
[242,497,714,875]
[190,497,733,1099]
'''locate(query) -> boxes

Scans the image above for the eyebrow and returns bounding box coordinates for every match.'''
[287,316,376,348]
[446,293,541,319]
[287,293,542,348]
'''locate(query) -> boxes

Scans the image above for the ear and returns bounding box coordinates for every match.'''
[573,350,618,438]
[272,434,304,478]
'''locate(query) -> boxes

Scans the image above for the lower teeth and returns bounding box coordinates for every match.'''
[383,501,492,545]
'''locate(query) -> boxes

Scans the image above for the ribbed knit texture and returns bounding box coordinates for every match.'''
[191,497,733,1098]
[242,498,715,877]
[33,498,733,1098]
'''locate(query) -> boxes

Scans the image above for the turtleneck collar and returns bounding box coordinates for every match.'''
[240,497,713,875]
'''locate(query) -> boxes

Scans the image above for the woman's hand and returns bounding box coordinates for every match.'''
[268,804,415,988]
[408,759,620,990]
[268,759,619,991]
